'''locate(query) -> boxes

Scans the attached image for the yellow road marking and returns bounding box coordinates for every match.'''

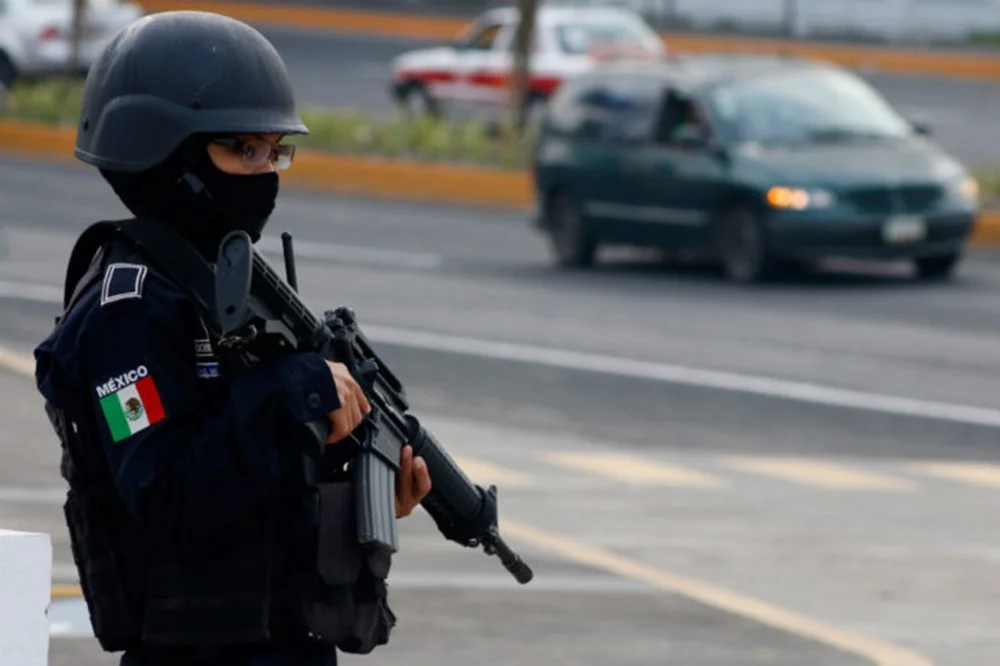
[907,461,1000,489]
[452,456,532,487]
[541,452,726,487]
[51,584,82,599]
[0,345,34,376]
[500,519,932,666]
[723,457,917,492]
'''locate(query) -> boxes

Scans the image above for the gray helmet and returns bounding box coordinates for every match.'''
[74,10,308,172]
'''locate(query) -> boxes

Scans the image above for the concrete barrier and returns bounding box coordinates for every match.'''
[0,529,52,666]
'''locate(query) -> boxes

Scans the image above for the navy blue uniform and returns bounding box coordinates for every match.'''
[35,254,342,666]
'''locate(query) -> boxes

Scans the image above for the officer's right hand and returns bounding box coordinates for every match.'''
[325,361,371,444]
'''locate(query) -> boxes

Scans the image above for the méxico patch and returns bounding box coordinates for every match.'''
[95,365,166,442]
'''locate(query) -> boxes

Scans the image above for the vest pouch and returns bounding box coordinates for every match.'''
[303,481,396,655]
[63,488,142,652]
[142,518,276,646]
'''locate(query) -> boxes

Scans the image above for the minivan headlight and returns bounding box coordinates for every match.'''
[766,187,836,210]
[951,175,979,203]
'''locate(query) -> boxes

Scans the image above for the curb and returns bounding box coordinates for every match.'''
[0,118,533,209]
[2,117,999,247]
[136,0,1000,80]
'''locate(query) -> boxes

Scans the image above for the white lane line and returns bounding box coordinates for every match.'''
[256,235,443,270]
[4,281,1000,428]
[361,324,1000,429]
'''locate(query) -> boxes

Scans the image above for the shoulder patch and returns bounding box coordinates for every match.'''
[100,263,148,307]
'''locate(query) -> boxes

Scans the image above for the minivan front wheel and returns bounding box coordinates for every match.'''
[914,252,960,280]
[716,206,775,284]
[548,192,596,268]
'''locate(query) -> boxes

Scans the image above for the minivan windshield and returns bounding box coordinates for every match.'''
[705,68,913,145]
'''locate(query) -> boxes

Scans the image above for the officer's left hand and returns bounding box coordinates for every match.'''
[396,445,431,518]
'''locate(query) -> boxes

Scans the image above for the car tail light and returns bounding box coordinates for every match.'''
[39,26,63,41]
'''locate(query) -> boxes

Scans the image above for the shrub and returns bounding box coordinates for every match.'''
[0,78,537,170]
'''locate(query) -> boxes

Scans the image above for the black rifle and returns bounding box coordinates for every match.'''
[213,229,533,585]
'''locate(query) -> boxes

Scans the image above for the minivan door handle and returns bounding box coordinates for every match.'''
[622,153,654,173]
[623,152,669,176]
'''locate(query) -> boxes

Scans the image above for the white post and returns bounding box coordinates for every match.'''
[0,529,52,666]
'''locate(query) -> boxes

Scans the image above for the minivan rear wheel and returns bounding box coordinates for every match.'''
[0,52,17,88]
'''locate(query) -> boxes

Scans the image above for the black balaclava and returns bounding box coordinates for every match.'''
[100,134,280,259]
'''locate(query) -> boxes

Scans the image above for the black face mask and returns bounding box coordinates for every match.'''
[100,137,281,259]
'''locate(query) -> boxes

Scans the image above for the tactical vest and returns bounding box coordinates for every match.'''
[44,220,396,654]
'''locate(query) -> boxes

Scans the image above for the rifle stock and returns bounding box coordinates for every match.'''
[215,230,534,585]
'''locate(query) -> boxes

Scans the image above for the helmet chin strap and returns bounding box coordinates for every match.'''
[174,137,216,205]
[178,170,212,203]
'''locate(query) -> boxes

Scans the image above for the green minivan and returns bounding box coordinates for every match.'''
[530,55,981,282]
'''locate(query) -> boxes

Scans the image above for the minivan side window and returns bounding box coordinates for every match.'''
[546,74,662,142]
[599,76,662,143]
[544,77,600,136]
[653,88,712,147]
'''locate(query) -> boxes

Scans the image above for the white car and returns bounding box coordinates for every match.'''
[0,0,144,87]
[390,5,666,122]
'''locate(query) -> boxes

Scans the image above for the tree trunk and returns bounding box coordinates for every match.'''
[68,0,86,77]
[506,0,539,136]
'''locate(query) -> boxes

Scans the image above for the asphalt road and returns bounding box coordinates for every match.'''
[249,25,1000,168]
[0,156,998,666]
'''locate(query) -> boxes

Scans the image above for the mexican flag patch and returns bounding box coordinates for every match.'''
[95,365,166,442]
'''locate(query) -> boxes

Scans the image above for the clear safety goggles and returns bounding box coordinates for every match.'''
[211,136,296,171]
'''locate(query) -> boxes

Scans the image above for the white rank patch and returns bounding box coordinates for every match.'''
[100,263,148,306]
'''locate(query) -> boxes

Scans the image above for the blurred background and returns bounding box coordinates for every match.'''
[1,1,999,665]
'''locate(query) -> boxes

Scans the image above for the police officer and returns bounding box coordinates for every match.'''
[32,10,431,666]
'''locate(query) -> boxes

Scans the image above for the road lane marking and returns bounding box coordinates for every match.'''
[6,287,1000,430]
[499,519,933,666]
[906,461,1000,489]
[722,457,917,492]
[541,452,726,488]
[359,325,1000,429]
[51,585,82,599]
[451,456,533,487]
[256,235,443,270]
[49,622,74,636]
[0,344,35,375]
